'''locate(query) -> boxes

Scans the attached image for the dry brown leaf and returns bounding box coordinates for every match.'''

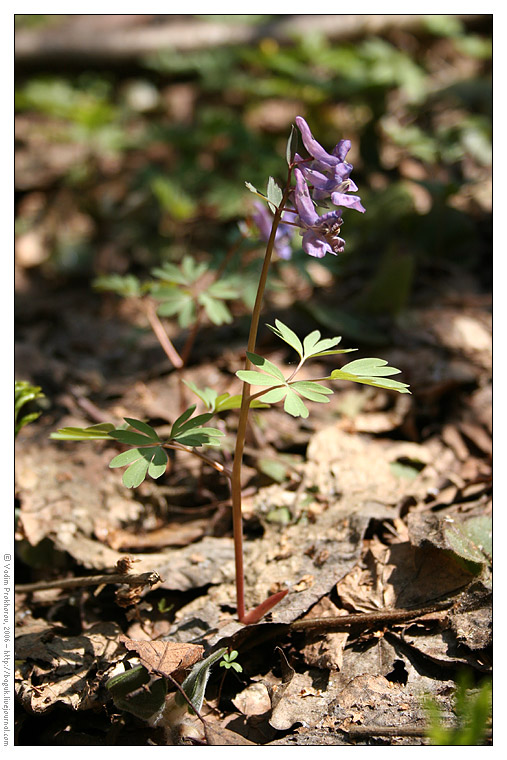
[15,622,124,713]
[232,682,272,718]
[119,636,203,678]
[300,597,349,671]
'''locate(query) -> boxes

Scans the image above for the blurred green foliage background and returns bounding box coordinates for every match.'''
[15,14,491,341]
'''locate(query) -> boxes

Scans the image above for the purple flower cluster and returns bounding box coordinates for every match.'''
[252,116,365,259]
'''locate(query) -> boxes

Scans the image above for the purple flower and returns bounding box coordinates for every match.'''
[252,201,295,260]
[293,168,345,258]
[294,117,366,214]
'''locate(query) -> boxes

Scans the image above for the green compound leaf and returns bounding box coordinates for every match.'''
[246,352,286,381]
[51,423,115,441]
[267,320,304,358]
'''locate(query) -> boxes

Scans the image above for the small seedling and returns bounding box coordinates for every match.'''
[52,116,410,623]
[219,650,243,673]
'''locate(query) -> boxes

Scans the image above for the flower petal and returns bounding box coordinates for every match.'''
[332,139,352,162]
[302,229,333,258]
[295,116,342,168]
[330,192,366,213]
[294,168,318,226]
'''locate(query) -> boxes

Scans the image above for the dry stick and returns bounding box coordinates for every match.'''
[289,600,455,633]
[15,571,161,594]
[144,299,184,369]
[230,179,293,622]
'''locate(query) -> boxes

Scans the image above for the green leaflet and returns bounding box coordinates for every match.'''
[340,357,401,376]
[267,320,304,358]
[109,445,169,488]
[236,370,279,387]
[183,381,267,412]
[330,368,410,394]
[246,351,286,380]
[284,389,309,418]
[266,176,283,213]
[286,123,298,165]
[198,292,233,325]
[290,381,332,402]
[50,423,115,441]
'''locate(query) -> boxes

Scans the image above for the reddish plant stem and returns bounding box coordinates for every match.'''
[230,176,293,622]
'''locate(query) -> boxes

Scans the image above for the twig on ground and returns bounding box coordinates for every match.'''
[15,571,162,594]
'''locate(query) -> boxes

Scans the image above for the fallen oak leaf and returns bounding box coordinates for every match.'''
[119,636,204,679]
